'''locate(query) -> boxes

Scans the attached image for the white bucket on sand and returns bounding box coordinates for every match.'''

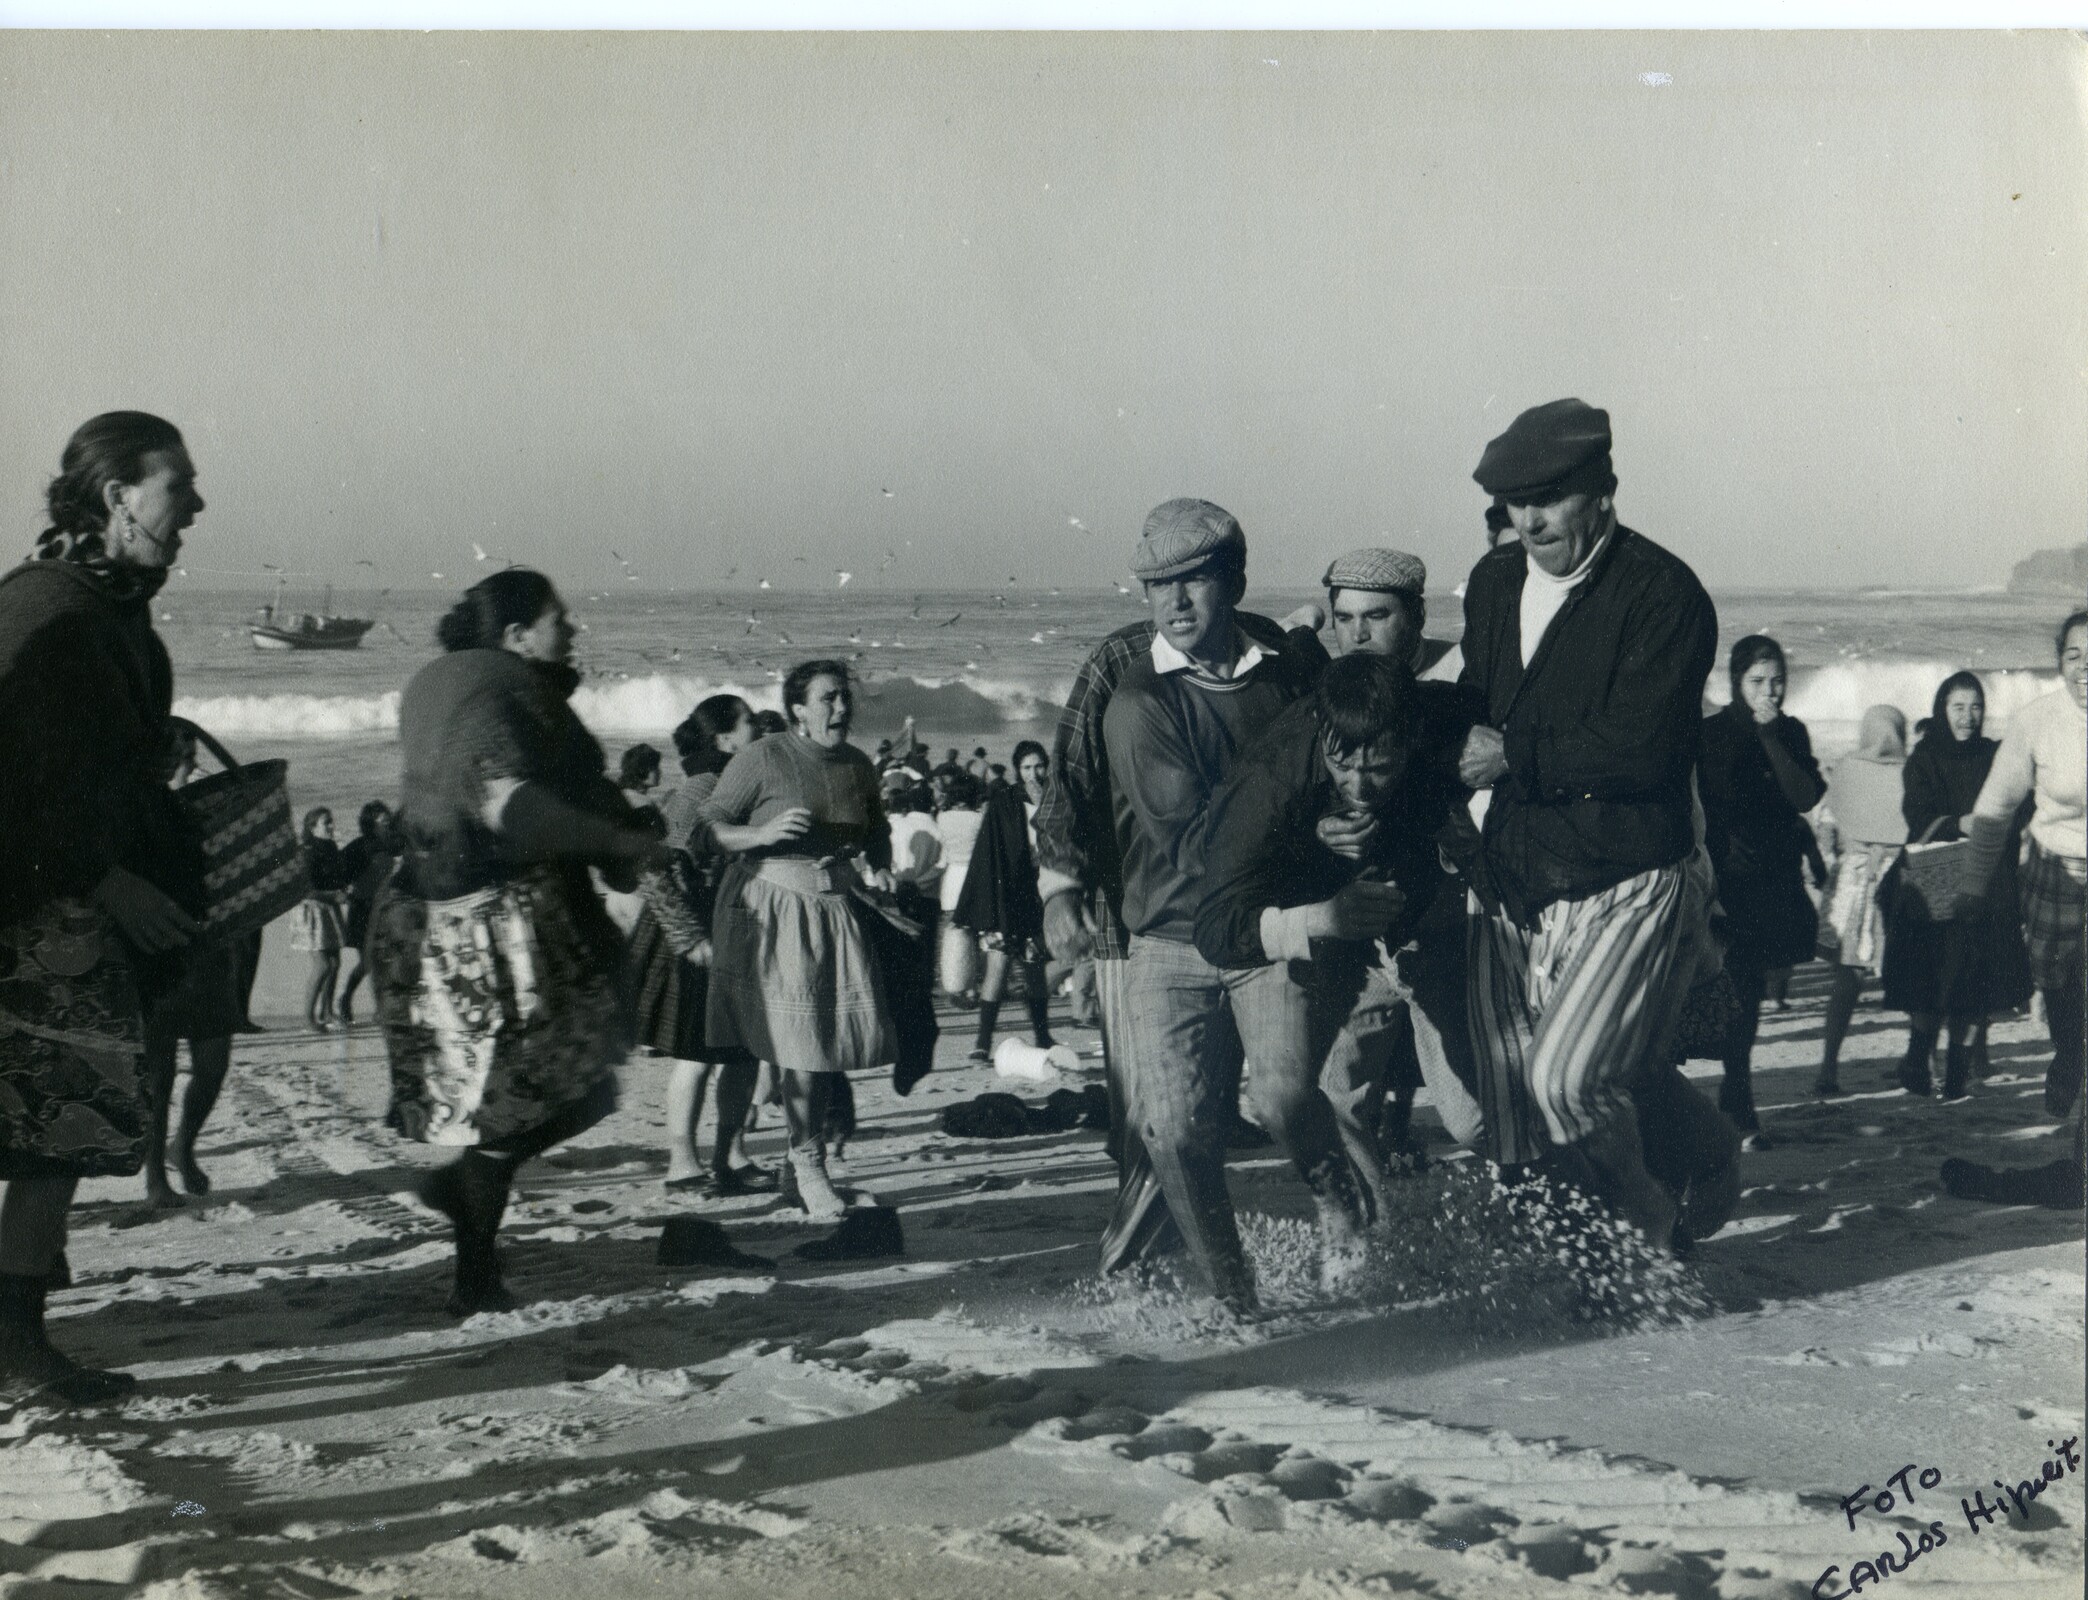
[994,1038,1078,1081]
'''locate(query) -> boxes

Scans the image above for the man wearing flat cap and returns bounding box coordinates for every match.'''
[1092,498,1322,1307]
[1454,399,1720,1249]
[1034,506,1326,1289]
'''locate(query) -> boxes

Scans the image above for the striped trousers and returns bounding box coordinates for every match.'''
[1466,863,1697,1169]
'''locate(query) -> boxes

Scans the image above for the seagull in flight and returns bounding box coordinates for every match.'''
[472,541,490,563]
[758,578,772,590]
[909,596,924,619]
[835,571,852,588]
[1067,515,1087,531]
[937,612,962,628]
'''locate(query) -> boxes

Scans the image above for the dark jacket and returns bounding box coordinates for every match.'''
[1698,702,1823,967]
[1102,631,1321,943]
[1193,681,1481,973]
[1034,611,1326,959]
[1458,527,1717,918]
[953,785,1044,943]
[0,560,198,927]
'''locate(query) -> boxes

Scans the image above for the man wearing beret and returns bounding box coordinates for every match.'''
[1454,399,1719,1249]
[1096,498,1322,1307]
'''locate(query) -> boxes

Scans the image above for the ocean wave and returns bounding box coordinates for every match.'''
[174,670,1074,741]
[173,659,2063,744]
[1708,661,2060,730]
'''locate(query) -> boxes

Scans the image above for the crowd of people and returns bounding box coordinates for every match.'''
[1,404,2081,1401]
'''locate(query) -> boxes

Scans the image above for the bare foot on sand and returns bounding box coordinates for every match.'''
[145,1177,186,1210]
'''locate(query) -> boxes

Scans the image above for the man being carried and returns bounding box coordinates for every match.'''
[1455,399,1718,1248]
[1194,651,1487,1285]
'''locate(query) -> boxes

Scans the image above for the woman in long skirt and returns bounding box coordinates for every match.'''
[1882,672,2033,1097]
[372,569,667,1315]
[1698,636,1826,1136]
[629,692,775,1197]
[698,660,895,1221]
[2,411,207,1403]
[1812,705,1909,1095]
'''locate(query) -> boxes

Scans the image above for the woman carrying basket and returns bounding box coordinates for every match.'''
[1881,672,2032,1098]
[371,569,667,1316]
[1941,610,2088,1209]
[1,411,206,1404]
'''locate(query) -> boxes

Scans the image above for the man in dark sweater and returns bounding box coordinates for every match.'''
[1454,398,1720,1249]
[1100,499,1319,1308]
[1194,652,1486,1285]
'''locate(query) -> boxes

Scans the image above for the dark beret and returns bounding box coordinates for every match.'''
[1473,398,1613,502]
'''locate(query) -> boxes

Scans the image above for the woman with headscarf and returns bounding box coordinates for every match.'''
[1811,705,1910,1095]
[632,693,775,1198]
[1698,636,1826,1136]
[1881,671,2032,1098]
[1940,611,2088,1209]
[953,739,1056,1064]
[697,660,895,1221]
[371,568,667,1316]
[1,411,206,1404]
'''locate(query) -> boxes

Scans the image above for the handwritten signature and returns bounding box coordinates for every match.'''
[1812,1438,2080,1599]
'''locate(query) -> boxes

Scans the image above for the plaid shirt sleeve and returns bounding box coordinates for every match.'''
[1035,621,1150,885]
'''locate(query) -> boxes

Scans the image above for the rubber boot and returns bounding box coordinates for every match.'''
[1304,1156,1371,1296]
[1939,1031,1971,1102]
[0,1274,135,1406]
[1024,987,1054,1049]
[418,1154,518,1317]
[1897,1028,1937,1097]
[970,1001,1000,1065]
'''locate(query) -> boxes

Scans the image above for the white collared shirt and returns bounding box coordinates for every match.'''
[1149,624,1268,684]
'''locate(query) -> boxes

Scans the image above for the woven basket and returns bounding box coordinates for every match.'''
[170,719,311,936]
[1890,815,1973,924]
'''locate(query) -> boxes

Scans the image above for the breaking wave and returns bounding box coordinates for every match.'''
[173,659,2060,745]
[173,671,1074,741]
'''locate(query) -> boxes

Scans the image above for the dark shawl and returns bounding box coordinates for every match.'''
[952,785,1044,942]
[396,647,634,906]
[0,559,197,927]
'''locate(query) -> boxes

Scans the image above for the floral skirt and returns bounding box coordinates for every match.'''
[1816,842,1897,976]
[0,897,149,1180]
[370,866,625,1148]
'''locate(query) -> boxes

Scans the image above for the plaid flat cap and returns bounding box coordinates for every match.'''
[1473,398,1613,502]
[1129,498,1246,582]
[1322,547,1426,597]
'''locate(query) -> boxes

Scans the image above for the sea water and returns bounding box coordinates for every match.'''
[155,582,2070,827]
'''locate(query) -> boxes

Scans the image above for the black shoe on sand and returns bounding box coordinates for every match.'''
[658,1216,774,1271]
[793,1206,904,1262]
[1939,1156,2084,1210]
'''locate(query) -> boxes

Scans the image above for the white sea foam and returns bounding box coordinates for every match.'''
[175,670,1078,741]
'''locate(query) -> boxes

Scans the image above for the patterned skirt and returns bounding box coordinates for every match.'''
[1816,842,1898,976]
[370,866,626,1149]
[626,903,750,1064]
[2021,840,2086,995]
[0,897,149,1180]
[706,858,893,1076]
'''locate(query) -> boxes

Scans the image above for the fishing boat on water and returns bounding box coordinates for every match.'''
[250,581,375,651]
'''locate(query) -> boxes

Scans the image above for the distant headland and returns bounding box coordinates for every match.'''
[2007,542,2088,598]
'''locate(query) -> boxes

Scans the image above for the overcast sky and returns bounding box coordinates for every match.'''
[1,30,2081,593]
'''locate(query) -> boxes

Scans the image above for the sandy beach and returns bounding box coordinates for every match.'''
[0,943,2078,1600]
